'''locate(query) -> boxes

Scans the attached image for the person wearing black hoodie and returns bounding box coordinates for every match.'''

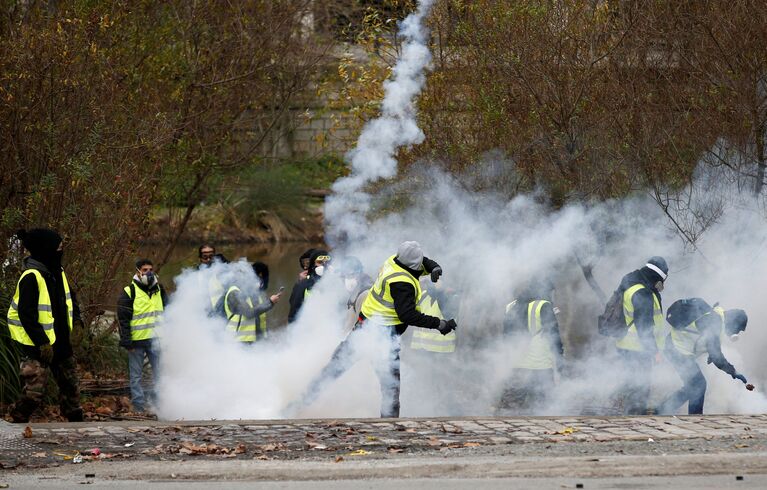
[285,241,456,418]
[287,249,330,323]
[7,228,84,422]
[117,258,167,412]
[612,256,669,415]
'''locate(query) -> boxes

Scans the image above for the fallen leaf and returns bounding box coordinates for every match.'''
[31,452,47,458]
[234,444,247,454]
[366,436,378,441]
[94,406,113,416]
[553,427,579,435]
[254,455,269,461]
[335,456,344,463]
[427,437,442,447]
[23,426,33,438]
[347,449,371,456]
[734,444,750,448]
[463,442,481,447]
[388,447,404,453]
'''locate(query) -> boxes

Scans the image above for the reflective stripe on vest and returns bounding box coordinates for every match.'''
[125,284,164,341]
[616,283,665,352]
[513,300,555,370]
[224,286,266,342]
[7,268,73,346]
[411,292,455,353]
[360,255,422,326]
[670,306,725,357]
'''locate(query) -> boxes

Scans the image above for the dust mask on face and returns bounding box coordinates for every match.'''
[314,265,325,277]
[655,280,664,292]
[344,277,358,292]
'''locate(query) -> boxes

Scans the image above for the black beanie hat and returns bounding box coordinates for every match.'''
[16,228,62,257]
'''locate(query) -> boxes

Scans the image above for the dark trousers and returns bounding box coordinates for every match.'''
[10,356,82,423]
[615,348,653,415]
[497,368,555,415]
[658,348,706,415]
[297,324,401,418]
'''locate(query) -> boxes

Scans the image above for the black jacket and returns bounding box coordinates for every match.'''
[288,275,317,323]
[15,258,82,361]
[679,308,737,377]
[117,279,168,349]
[619,267,663,355]
[370,256,442,335]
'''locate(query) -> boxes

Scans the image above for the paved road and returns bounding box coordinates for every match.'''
[2,415,766,484]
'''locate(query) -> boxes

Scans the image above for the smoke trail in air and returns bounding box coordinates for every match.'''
[325,0,435,244]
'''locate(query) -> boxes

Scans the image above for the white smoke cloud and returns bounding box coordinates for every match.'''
[152,0,767,420]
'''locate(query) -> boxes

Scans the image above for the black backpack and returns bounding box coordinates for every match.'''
[666,298,712,330]
[598,287,630,337]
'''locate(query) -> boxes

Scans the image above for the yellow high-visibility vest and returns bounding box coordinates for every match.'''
[411,292,456,353]
[125,283,163,341]
[670,306,725,357]
[510,300,555,370]
[360,255,422,326]
[7,268,73,346]
[224,286,266,342]
[616,283,665,352]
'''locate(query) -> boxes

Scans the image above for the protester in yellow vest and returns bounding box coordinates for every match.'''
[658,299,751,414]
[117,259,167,413]
[286,241,455,418]
[611,256,669,415]
[7,228,84,423]
[497,281,564,414]
[224,262,282,343]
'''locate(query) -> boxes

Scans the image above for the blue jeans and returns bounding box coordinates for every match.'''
[127,342,159,412]
[658,348,707,415]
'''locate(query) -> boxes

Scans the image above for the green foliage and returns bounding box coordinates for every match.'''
[217,155,347,228]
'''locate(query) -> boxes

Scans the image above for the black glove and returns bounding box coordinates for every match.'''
[39,343,54,365]
[733,373,748,384]
[430,266,442,283]
[438,318,457,335]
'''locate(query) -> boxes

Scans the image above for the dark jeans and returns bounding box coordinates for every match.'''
[10,356,82,423]
[615,348,653,415]
[497,368,555,415]
[297,323,401,418]
[128,342,159,412]
[658,348,706,415]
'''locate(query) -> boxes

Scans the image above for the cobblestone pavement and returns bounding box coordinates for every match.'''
[2,414,767,470]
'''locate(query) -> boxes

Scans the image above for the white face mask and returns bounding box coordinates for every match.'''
[655,281,665,292]
[344,277,358,292]
[314,265,325,277]
[729,333,741,342]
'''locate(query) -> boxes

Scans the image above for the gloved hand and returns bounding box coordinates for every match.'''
[733,373,748,384]
[438,318,457,335]
[430,267,442,283]
[39,343,54,365]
